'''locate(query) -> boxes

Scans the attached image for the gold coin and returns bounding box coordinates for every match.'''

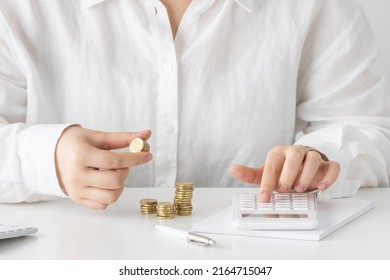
[157,202,174,206]
[156,201,175,218]
[173,182,194,216]
[157,215,175,219]
[129,138,150,153]
[176,212,192,216]
[139,198,158,214]
[140,198,157,205]
[176,182,193,185]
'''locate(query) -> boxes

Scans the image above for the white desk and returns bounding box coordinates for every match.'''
[0,187,389,260]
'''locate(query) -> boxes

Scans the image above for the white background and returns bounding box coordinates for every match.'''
[361,0,390,93]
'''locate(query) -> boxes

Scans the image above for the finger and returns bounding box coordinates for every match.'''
[79,186,124,206]
[90,130,152,150]
[83,168,129,189]
[230,164,263,185]
[293,151,323,192]
[85,146,152,169]
[277,146,306,192]
[316,161,341,191]
[66,186,111,210]
[259,149,284,202]
[76,198,109,210]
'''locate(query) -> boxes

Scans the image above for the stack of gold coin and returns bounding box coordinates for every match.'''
[156,202,175,219]
[174,182,194,216]
[139,198,158,214]
[129,137,150,153]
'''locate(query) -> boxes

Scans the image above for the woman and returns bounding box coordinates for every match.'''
[0,0,389,209]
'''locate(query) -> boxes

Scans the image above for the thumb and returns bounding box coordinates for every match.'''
[92,129,152,150]
[230,164,263,185]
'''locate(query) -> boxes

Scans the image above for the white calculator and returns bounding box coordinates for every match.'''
[232,191,319,230]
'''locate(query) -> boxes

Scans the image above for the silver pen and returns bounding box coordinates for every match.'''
[154,224,215,246]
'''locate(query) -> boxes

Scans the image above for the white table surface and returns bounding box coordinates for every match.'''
[0,187,389,260]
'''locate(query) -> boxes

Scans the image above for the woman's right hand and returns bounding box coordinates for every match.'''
[55,126,153,209]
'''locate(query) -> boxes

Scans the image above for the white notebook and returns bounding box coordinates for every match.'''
[193,198,375,241]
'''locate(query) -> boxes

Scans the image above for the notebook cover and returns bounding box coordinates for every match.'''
[192,198,375,241]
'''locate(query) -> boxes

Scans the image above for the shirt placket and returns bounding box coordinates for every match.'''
[146,0,178,188]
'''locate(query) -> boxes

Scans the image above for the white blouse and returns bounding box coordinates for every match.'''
[0,0,389,202]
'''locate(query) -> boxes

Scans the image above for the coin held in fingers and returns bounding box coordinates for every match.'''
[129,137,150,153]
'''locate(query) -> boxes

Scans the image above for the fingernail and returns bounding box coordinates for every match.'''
[260,192,270,202]
[144,154,152,162]
[295,184,306,192]
[279,185,289,193]
[317,181,328,191]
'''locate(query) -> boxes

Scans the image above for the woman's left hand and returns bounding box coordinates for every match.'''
[230,145,340,202]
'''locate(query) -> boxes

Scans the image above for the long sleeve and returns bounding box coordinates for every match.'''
[0,16,70,202]
[295,0,390,198]
[1,0,388,200]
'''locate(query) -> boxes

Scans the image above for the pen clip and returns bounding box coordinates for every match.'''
[187,232,215,247]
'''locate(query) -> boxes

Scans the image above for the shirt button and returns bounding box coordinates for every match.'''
[163,123,174,134]
[164,62,172,72]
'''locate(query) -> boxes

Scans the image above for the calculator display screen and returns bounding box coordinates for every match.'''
[242,213,309,219]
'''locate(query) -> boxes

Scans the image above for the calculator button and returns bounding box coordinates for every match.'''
[275,205,292,210]
[276,194,291,197]
[293,203,307,207]
[258,203,274,209]
[293,205,309,210]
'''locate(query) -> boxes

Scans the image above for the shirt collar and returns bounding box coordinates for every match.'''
[81,0,254,12]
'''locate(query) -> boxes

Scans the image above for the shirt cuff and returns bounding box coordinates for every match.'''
[18,124,76,197]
